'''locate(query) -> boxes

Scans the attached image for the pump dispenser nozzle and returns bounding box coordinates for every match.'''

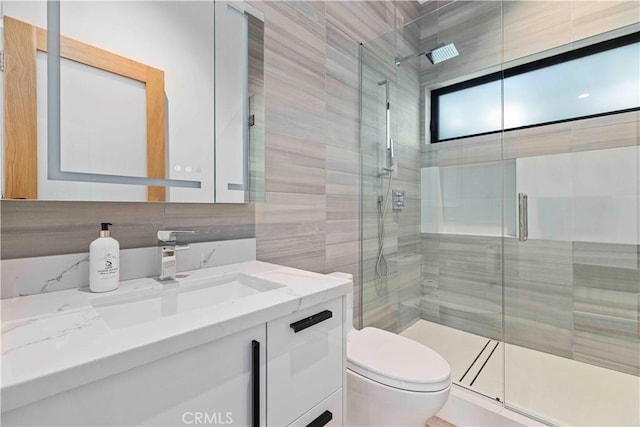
[100,222,112,237]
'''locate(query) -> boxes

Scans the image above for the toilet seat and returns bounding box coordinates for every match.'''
[347,327,451,392]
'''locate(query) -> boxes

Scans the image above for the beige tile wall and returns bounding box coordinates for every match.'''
[254,1,420,329]
[0,201,254,259]
[504,0,640,62]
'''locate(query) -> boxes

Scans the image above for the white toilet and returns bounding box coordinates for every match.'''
[347,327,451,426]
[331,273,451,426]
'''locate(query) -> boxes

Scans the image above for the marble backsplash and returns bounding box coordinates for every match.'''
[1,239,256,299]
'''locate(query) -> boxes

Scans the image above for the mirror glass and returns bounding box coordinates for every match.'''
[1,1,265,203]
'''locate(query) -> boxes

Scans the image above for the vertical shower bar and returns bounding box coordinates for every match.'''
[375,79,393,281]
[378,80,394,170]
[383,80,390,167]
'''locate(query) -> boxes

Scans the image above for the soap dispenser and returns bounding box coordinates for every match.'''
[89,222,120,293]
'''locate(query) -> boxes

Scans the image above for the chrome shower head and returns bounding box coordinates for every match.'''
[395,42,459,66]
[425,43,459,64]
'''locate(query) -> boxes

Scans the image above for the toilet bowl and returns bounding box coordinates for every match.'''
[346,327,451,426]
[327,272,451,426]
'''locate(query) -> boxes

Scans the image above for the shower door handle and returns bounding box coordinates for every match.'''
[518,193,528,242]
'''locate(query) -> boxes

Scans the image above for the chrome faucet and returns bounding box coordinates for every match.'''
[157,230,195,280]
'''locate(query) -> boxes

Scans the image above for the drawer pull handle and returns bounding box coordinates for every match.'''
[252,340,260,427]
[290,310,333,333]
[306,410,332,427]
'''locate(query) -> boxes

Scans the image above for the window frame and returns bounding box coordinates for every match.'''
[430,30,640,143]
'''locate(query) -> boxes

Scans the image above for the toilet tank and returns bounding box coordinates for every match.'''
[328,272,354,335]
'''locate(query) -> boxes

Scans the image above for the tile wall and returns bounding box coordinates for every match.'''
[253,1,420,329]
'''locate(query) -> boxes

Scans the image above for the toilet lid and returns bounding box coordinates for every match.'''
[347,327,451,392]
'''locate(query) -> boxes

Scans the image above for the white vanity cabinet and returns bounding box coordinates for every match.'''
[1,261,350,427]
[2,298,345,427]
[2,324,267,427]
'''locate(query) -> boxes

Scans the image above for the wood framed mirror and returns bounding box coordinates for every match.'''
[3,15,166,201]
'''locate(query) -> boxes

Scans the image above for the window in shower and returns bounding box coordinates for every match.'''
[431,31,640,142]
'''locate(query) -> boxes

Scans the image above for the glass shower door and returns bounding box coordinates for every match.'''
[503,145,640,426]
[502,33,640,425]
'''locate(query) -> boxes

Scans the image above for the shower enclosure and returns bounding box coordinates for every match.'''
[360,2,640,425]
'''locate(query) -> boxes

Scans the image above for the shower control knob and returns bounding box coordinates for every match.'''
[392,189,405,210]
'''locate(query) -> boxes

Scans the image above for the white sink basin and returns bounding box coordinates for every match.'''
[91,273,284,329]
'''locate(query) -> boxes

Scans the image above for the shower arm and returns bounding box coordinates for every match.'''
[395,51,424,66]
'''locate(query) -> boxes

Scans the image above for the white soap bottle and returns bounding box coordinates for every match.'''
[89,222,120,293]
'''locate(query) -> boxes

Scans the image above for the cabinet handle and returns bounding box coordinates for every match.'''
[290,310,333,333]
[306,410,333,427]
[252,340,260,427]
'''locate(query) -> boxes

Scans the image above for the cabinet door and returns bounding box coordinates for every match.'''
[2,324,266,427]
[267,298,343,426]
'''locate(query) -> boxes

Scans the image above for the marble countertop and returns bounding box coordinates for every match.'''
[1,261,351,412]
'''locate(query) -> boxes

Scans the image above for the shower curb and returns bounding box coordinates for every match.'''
[437,386,549,427]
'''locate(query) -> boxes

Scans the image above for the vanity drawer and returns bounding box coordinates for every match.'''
[267,297,343,427]
[288,388,342,427]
